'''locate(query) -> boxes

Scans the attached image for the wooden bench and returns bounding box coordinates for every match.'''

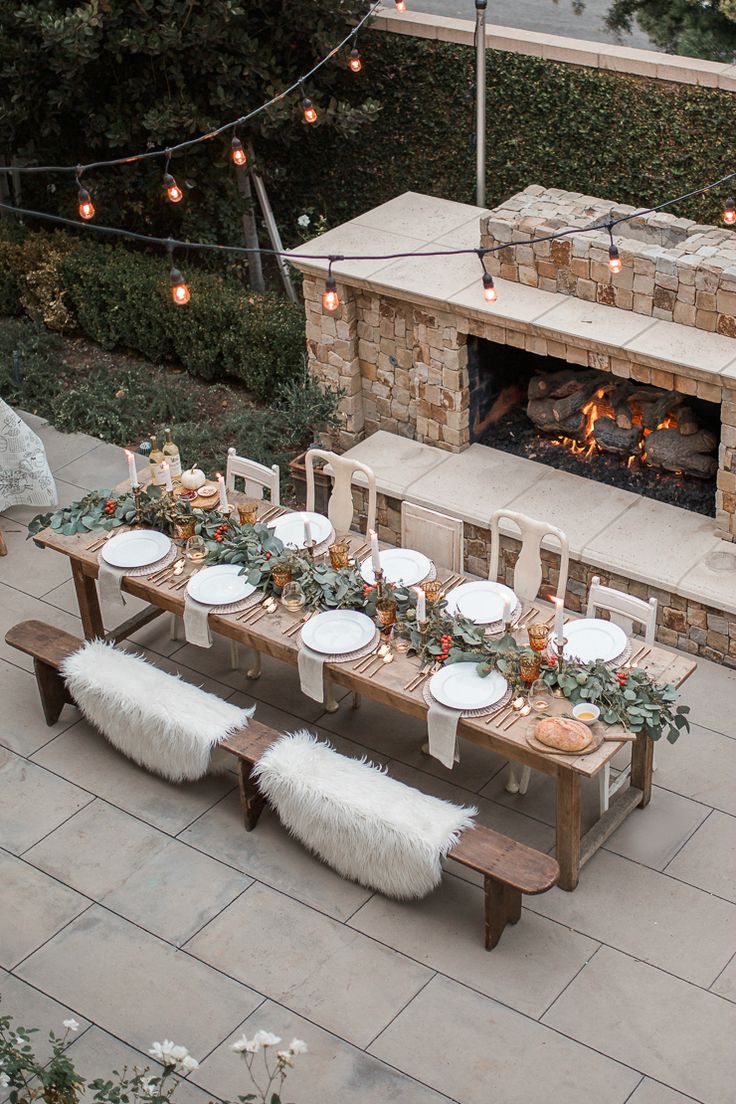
[6,618,560,950]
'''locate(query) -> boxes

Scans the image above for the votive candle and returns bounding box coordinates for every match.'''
[414,586,426,622]
[161,460,173,492]
[369,528,381,575]
[216,472,228,511]
[125,448,138,488]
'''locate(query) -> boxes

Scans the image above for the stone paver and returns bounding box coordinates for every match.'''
[0,968,91,1060]
[1,416,735,1103]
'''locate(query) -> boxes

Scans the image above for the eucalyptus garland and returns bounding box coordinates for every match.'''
[29,491,689,744]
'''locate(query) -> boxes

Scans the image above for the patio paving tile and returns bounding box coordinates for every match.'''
[711,954,736,1003]
[0,968,91,1062]
[665,811,736,903]
[1,528,73,597]
[33,425,100,473]
[0,746,92,854]
[191,999,451,1104]
[627,1080,702,1104]
[2,478,89,525]
[0,582,82,674]
[0,660,80,757]
[185,882,432,1048]
[0,851,89,969]
[25,800,251,946]
[651,723,736,816]
[478,759,603,835]
[66,1026,215,1104]
[16,907,261,1057]
[603,785,710,871]
[370,973,639,1104]
[43,577,151,635]
[31,719,235,834]
[676,654,736,737]
[53,441,147,491]
[543,945,736,1104]
[179,789,372,922]
[525,848,736,987]
[348,872,599,1019]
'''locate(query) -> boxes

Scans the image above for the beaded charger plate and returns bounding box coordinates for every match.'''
[422,671,513,720]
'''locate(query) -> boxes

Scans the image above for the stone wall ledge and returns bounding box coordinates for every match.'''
[342,431,736,627]
[369,7,736,91]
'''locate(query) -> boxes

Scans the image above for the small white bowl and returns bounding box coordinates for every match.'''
[572,702,600,726]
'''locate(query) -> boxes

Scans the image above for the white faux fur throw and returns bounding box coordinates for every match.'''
[61,640,254,782]
[252,731,477,899]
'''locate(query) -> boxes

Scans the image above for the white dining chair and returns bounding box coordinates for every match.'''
[401,502,464,572]
[305,448,377,536]
[488,510,570,795]
[225,447,280,505]
[586,576,658,814]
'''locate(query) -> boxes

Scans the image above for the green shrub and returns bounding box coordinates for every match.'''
[0,318,66,409]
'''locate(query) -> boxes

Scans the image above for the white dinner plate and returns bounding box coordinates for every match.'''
[269,511,332,550]
[186,564,256,606]
[563,618,627,664]
[444,580,518,625]
[429,663,508,711]
[301,610,376,656]
[101,529,172,570]
[360,548,432,587]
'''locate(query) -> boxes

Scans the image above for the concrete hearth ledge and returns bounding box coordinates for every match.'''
[289,192,736,383]
[343,431,736,616]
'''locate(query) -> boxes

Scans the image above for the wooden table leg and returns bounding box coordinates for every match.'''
[71,558,104,639]
[556,769,582,891]
[238,761,266,831]
[630,730,654,808]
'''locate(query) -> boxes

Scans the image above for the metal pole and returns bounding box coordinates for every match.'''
[475,0,487,208]
[247,143,298,304]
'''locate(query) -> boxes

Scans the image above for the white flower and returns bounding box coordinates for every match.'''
[149,1040,178,1065]
[169,1046,189,1063]
[0,1073,10,1089]
[63,1019,80,1032]
[140,1077,159,1097]
[231,1034,257,1054]
[251,1030,281,1049]
[276,1051,293,1068]
[180,1055,199,1072]
[288,1039,308,1055]
[297,214,311,229]
[15,1035,25,1047]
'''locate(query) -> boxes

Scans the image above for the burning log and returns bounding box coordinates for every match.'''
[644,428,718,478]
[592,416,642,455]
[527,372,602,436]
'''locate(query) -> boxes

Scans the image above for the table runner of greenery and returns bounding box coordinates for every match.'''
[30,487,689,744]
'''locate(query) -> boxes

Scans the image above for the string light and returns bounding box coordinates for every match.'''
[477,251,497,303]
[724,197,736,225]
[608,243,622,274]
[163,172,183,203]
[395,0,407,10]
[77,184,95,220]
[322,263,340,311]
[348,47,363,73]
[302,96,318,124]
[231,137,247,166]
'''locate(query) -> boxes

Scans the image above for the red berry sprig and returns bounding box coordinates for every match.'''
[103,499,116,516]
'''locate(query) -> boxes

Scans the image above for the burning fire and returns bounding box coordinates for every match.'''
[552,386,679,467]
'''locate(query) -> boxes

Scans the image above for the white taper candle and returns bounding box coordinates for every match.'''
[414,586,426,622]
[125,448,138,488]
[161,461,173,492]
[369,528,381,575]
[216,472,228,511]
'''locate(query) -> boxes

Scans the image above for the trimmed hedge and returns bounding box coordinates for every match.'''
[0,228,306,403]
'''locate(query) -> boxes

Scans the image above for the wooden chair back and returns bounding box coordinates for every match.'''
[489,509,570,604]
[305,449,376,536]
[226,448,280,505]
[401,502,464,572]
[586,576,657,642]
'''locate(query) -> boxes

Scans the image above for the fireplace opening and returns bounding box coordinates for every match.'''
[467,335,719,517]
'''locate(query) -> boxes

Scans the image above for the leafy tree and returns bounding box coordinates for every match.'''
[603,0,736,62]
[0,0,380,243]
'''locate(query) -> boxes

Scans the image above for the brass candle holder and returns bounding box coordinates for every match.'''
[555,635,567,663]
[132,483,144,527]
[373,566,386,598]
[417,617,429,649]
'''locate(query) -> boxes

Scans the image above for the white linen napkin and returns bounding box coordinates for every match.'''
[184,594,213,648]
[97,560,127,609]
[298,644,326,703]
[427,700,461,769]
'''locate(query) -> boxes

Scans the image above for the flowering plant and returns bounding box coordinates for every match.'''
[0,1010,307,1104]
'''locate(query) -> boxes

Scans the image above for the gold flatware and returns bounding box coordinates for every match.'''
[518,606,539,629]
[151,558,184,583]
[258,506,280,523]
[87,529,117,551]
[365,652,394,676]
[354,644,384,672]
[247,606,273,626]
[404,664,429,691]
[172,568,201,590]
[484,704,514,727]
[439,573,460,596]
[636,647,652,666]
[238,598,277,623]
[284,612,313,638]
[503,704,531,730]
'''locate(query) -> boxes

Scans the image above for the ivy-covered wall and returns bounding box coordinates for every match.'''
[268,32,735,233]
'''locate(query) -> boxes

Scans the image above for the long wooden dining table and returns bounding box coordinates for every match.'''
[33,489,696,891]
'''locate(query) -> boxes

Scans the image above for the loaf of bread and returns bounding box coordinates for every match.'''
[534,717,592,752]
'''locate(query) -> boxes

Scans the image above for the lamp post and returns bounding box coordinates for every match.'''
[475,0,487,208]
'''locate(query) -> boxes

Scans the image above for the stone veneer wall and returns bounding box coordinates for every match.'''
[351,487,736,668]
[480,185,736,337]
[302,272,736,542]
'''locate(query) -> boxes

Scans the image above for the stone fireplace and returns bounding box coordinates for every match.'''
[293,188,736,543]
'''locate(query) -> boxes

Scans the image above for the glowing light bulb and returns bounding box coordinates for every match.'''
[608,243,622,274]
[163,173,183,203]
[231,137,247,166]
[77,186,95,220]
[348,47,362,72]
[724,197,736,225]
[322,276,339,312]
[482,272,497,303]
[302,97,317,124]
[395,0,407,10]
[170,267,190,305]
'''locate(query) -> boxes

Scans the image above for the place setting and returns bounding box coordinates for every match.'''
[444,579,522,632]
[267,510,334,557]
[96,528,177,607]
[183,563,257,647]
[422,661,512,769]
[297,609,380,704]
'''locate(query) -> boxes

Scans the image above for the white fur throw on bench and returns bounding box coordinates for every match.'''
[61,639,253,782]
[253,731,477,899]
